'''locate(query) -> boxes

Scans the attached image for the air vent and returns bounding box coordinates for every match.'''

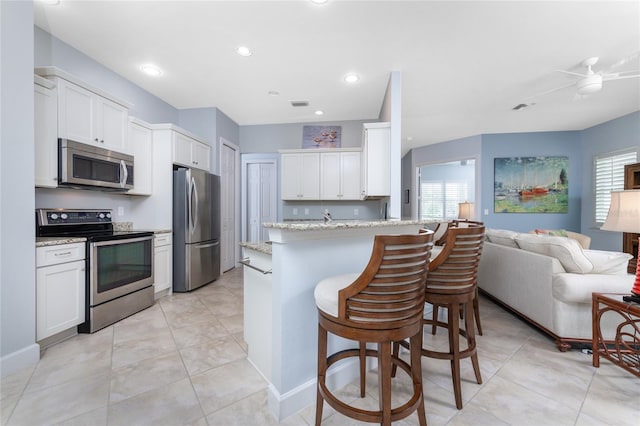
[290,100,309,107]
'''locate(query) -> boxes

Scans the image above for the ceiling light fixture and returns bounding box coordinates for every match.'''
[236,46,252,57]
[268,91,280,96]
[40,0,60,5]
[315,110,324,116]
[310,0,329,4]
[140,64,163,77]
[344,74,360,84]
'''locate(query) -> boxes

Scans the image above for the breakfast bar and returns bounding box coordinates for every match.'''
[241,219,430,420]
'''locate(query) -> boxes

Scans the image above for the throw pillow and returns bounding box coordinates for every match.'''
[582,250,632,275]
[515,234,593,274]
[534,229,569,237]
[485,228,519,248]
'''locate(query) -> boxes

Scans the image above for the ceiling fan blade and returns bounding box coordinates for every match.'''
[602,51,640,74]
[556,69,588,78]
[524,81,576,100]
[603,74,640,81]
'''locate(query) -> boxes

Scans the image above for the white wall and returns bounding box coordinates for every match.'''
[1,0,40,376]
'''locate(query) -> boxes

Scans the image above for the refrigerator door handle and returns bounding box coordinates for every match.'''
[191,176,199,232]
[195,241,219,249]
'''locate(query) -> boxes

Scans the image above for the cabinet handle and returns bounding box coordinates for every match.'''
[239,258,272,275]
[54,251,72,257]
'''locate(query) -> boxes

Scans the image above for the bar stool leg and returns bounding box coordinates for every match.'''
[378,341,392,426]
[410,332,427,426]
[449,302,463,410]
[359,342,367,397]
[315,324,327,426]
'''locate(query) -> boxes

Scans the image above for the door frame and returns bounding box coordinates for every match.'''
[219,137,241,270]
[241,153,281,243]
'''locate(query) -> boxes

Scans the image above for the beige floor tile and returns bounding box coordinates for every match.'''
[53,405,108,426]
[111,329,177,369]
[0,364,35,400]
[445,404,510,426]
[179,335,247,376]
[107,377,203,426]
[8,372,109,426]
[109,350,187,403]
[218,313,244,334]
[170,318,230,349]
[205,389,306,425]
[191,359,267,416]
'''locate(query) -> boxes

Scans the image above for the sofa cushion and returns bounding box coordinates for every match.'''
[485,228,519,248]
[553,273,635,303]
[515,234,593,274]
[582,250,632,275]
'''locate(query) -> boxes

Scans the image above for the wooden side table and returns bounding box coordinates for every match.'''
[592,292,640,378]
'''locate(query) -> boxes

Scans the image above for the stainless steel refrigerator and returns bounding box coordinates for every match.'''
[173,167,221,292]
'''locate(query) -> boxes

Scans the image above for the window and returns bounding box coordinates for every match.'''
[594,149,637,225]
[418,160,475,221]
[419,180,469,221]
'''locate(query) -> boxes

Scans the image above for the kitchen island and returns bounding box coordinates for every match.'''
[241,219,430,421]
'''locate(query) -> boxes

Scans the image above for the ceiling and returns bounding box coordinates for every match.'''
[34,1,640,153]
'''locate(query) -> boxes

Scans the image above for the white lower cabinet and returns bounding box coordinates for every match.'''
[36,243,86,341]
[154,233,173,296]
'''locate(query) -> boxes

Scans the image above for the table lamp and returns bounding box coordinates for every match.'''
[458,202,475,221]
[601,189,640,303]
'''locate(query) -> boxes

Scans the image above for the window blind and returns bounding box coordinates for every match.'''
[594,149,637,224]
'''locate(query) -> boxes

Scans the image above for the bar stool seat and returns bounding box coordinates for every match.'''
[314,232,433,426]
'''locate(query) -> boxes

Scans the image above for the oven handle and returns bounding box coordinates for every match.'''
[119,160,128,188]
[89,234,154,248]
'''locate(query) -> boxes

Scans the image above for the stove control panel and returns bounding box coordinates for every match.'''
[37,209,113,226]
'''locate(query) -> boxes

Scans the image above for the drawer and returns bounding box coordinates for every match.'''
[37,242,85,267]
[154,233,172,247]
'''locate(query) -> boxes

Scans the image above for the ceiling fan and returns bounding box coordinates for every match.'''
[526,53,640,101]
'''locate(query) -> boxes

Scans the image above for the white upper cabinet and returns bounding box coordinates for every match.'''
[35,67,132,154]
[173,130,211,171]
[320,150,361,200]
[361,122,391,199]
[281,152,320,200]
[34,76,58,188]
[127,118,154,195]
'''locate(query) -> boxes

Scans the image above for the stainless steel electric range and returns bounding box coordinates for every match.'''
[36,209,154,333]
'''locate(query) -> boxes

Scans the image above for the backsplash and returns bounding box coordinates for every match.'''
[113,222,133,232]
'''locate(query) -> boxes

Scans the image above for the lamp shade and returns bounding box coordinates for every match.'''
[601,190,640,233]
[458,202,475,221]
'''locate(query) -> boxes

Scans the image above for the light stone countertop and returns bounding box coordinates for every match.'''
[262,219,430,231]
[240,241,272,255]
[36,237,86,247]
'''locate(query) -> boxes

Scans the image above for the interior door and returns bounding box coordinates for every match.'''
[221,140,238,272]
[247,162,277,242]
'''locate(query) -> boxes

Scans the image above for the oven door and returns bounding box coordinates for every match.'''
[89,235,153,306]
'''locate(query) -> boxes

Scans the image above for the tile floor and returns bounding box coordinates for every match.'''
[2,267,639,426]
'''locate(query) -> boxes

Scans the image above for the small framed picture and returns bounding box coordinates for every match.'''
[302,126,341,149]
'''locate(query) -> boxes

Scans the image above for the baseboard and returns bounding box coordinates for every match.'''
[266,356,378,422]
[1,343,40,377]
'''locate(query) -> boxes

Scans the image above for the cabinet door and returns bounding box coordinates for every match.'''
[340,151,361,200]
[173,132,193,167]
[281,154,303,200]
[154,243,172,294]
[96,97,129,152]
[320,152,341,200]
[192,141,211,171]
[128,122,153,195]
[362,125,391,198]
[57,78,94,144]
[35,83,58,188]
[300,153,320,199]
[36,260,85,341]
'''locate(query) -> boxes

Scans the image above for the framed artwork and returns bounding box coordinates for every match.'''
[302,125,341,149]
[494,156,569,213]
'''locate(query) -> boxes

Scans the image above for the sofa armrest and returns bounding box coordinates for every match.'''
[553,273,635,304]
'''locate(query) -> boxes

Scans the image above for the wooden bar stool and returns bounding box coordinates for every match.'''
[396,223,485,410]
[314,231,433,426]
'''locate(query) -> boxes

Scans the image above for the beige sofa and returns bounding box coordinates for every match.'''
[478,229,634,351]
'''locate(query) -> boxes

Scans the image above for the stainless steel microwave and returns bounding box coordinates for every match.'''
[58,139,134,191]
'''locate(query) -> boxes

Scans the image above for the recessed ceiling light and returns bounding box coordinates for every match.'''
[344,74,360,83]
[39,0,60,5]
[310,0,328,4]
[268,91,280,96]
[236,46,252,57]
[315,110,324,116]
[140,64,163,77]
